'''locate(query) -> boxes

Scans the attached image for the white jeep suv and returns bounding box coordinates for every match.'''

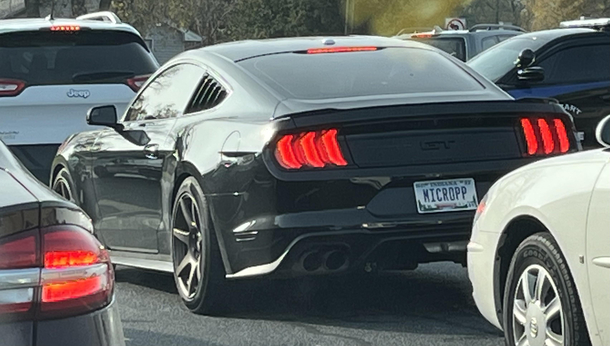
[0,12,159,182]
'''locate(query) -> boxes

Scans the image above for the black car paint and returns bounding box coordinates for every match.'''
[0,141,125,346]
[51,37,579,278]
[469,29,610,148]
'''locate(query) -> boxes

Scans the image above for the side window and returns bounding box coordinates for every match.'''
[185,74,229,114]
[481,36,499,51]
[124,64,205,122]
[538,44,610,85]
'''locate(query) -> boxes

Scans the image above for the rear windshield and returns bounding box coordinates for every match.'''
[0,31,158,86]
[238,47,483,100]
[468,36,548,82]
[413,37,467,61]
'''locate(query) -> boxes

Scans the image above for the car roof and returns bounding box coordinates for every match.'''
[395,29,522,40]
[200,35,432,62]
[0,18,141,36]
[511,27,598,43]
[438,29,520,36]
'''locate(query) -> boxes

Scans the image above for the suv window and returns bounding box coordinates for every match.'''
[538,44,610,84]
[239,48,483,100]
[0,31,158,86]
[481,36,499,51]
[414,37,467,61]
[125,64,205,122]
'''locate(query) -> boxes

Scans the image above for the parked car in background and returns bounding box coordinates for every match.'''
[0,11,158,182]
[395,24,526,61]
[468,18,610,149]
[468,114,610,346]
[50,36,579,315]
[0,140,124,346]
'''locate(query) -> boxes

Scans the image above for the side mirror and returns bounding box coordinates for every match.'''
[516,48,535,68]
[87,105,120,129]
[596,115,610,147]
[517,66,545,82]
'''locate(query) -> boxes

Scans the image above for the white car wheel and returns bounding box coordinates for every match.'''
[503,233,590,346]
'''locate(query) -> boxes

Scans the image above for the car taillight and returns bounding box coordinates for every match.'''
[275,129,349,170]
[306,46,378,54]
[520,117,572,156]
[50,25,81,32]
[0,79,26,97]
[0,226,113,319]
[126,74,151,92]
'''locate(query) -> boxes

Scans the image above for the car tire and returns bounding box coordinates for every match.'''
[503,232,590,346]
[52,167,76,203]
[171,177,225,315]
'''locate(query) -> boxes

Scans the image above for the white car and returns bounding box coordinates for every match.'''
[0,12,158,182]
[468,115,610,346]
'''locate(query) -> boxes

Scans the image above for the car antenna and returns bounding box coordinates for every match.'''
[47,0,56,21]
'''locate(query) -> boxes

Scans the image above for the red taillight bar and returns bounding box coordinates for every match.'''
[275,129,348,170]
[520,117,571,156]
[306,46,378,54]
[126,74,151,92]
[50,25,81,32]
[520,118,538,156]
[554,119,570,153]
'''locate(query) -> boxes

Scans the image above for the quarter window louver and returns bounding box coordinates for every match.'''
[187,74,228,113]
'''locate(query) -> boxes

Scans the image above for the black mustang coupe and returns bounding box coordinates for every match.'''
[50,36,578,314]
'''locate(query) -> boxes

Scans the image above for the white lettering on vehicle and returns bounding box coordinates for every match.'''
[560,103,582,115]
[67,89,91,99]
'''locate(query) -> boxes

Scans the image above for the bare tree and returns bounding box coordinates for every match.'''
[71,0,87,16]
[24,0,41,17]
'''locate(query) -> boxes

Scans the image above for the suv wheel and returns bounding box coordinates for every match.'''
[52,168,76,202]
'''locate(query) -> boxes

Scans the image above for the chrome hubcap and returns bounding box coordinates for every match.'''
[513,264,564,346]
[172,192,204,300]
[52,177,73,202]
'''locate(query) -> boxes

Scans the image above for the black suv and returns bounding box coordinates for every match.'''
[396,24,526,61]
[468,18,610,148]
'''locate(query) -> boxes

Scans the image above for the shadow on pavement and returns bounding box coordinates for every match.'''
[115,264,502,337]
[124,328,224,346]
[115,267,178,294]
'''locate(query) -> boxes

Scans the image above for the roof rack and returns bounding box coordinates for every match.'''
[76,11,122,24]
[396,27,434,36]
[559,18,610,29]
[469,24,526,32]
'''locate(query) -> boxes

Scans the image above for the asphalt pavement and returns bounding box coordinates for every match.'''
[115,263,504,346]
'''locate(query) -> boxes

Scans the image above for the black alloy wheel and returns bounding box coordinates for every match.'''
[171,177,224,314]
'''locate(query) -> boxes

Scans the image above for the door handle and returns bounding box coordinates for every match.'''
[144,144,159,159]
[592,257,610,269]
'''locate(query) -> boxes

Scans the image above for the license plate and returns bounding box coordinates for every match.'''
[414,178,478,214]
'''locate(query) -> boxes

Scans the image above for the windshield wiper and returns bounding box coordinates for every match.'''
[72,71,135,83]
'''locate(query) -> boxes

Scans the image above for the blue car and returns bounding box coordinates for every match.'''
[468,18,610,149]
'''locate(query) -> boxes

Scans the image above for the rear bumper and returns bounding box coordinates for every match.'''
[8,144,60,184]
[224,209,474,279]
[36,298,125,346]
[0,298,125,346]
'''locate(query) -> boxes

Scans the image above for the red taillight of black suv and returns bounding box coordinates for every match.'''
[0,225,114,320]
